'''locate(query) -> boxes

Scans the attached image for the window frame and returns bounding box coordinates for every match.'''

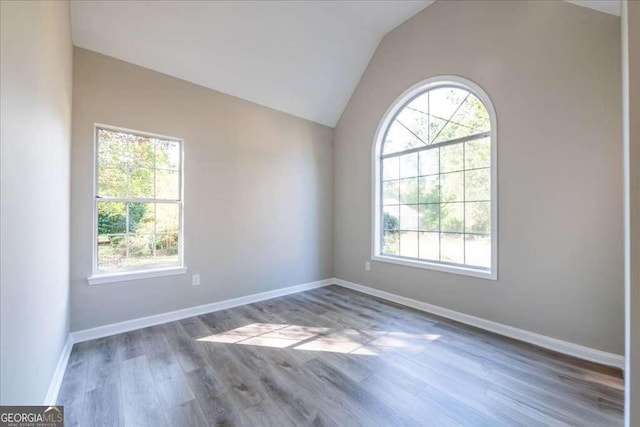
[88,123,186,285]
[371,76,498,280]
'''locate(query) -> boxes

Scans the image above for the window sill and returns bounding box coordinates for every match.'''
[88,266,188,285]
[372,255,496,280]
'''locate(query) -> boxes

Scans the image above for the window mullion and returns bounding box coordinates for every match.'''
[438,148,442,263]
[153,140,157,263]
[382,131,489,160]
[97,196,178,203]
[463,142,466,265]
[125,201,130,267]
[427,92,430,146]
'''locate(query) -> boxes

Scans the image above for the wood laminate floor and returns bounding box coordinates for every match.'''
[57,285,624,426]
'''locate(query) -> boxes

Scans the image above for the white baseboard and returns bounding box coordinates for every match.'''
[70,278,333,344]
[333,278,624,370]
[44,278,333,405]
[47,275,622,406]
[43,334,74,405]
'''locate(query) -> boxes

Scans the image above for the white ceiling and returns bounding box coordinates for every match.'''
[71,0,620,128]
[565,0,621,16]
[70,0,432,127]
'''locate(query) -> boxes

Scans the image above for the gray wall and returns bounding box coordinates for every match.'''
[334,0,624,354]
[0,1,72,404]
[624,0,640,423]
[70,48,333,331]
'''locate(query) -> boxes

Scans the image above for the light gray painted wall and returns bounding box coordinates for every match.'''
[0,1,72,404]
[334,0,624,354]
[70,48,333,331]
[624,0,640,423]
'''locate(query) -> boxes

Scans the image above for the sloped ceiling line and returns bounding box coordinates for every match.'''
[70,0,619,128]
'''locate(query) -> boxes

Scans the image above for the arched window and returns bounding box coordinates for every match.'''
[372,77,497,279]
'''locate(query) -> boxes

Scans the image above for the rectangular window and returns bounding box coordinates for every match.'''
[93,126,183,276]
[381,136,491,272]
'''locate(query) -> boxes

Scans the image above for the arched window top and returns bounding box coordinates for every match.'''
[373,77,497,280]
[382,84,491,156]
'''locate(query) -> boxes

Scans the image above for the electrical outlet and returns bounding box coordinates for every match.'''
[192,274,201,286]
[365,262,371,271]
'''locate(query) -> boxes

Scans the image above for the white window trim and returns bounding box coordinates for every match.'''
[88,123,186,285]
[88,266,188,285]
[371,75,498,280]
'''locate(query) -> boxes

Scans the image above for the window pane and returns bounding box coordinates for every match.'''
[383,180,400,204]
[129,136,155,169]
[399,231,419,258]
[382,157,400,181]
[399,205,419,231]
[406,91,429,112]
[440,143,463,173]
[399,152,418,179]
[383,120,424,155]
[156,169,180,200]
[419,149,439,176]
[395,106,428,145]
[98,165,127,197]
[128,234,155,267]
[465,202,491,234]
[127,202,154,234]
[465,234,491,268]
[454,94,490,133]
[405,93,432,141]
[98,131,128,167]
[399,178,419,204]
[383,230,399,255]
[418,232,439,261]
[465,168,490,201]
[440,233,464,264]
[437,95,489,142]
[433,101,477,143]
[97,235,127,271]
[435,122,476,143]
[440,172,464,202]
[128,167,154,198]
[465,137,490,169]
[428,116,448,143]
[156,233,179,262]
[429,87,468,121]
[419,204,439,232]
[418,175,439,203]
[156,203,180,235]
[97,201,126,235]
[155,139,181,170]
[383,205,400,231]
[440,203,464,233]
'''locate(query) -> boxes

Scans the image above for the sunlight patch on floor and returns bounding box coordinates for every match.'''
[196,322,441,355]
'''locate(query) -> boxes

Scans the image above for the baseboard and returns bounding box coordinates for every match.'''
[333,278,625,370]
[70,278,333,344]
[44,278,331,405]
[43,334,74,405]
[50,275,621,405]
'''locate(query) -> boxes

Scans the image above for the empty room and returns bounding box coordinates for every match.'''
[1,0,639,425]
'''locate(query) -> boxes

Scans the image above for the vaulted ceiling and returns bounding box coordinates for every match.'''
[71,1,433,127]
[566,0,621,16]
[70,0,620,128]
